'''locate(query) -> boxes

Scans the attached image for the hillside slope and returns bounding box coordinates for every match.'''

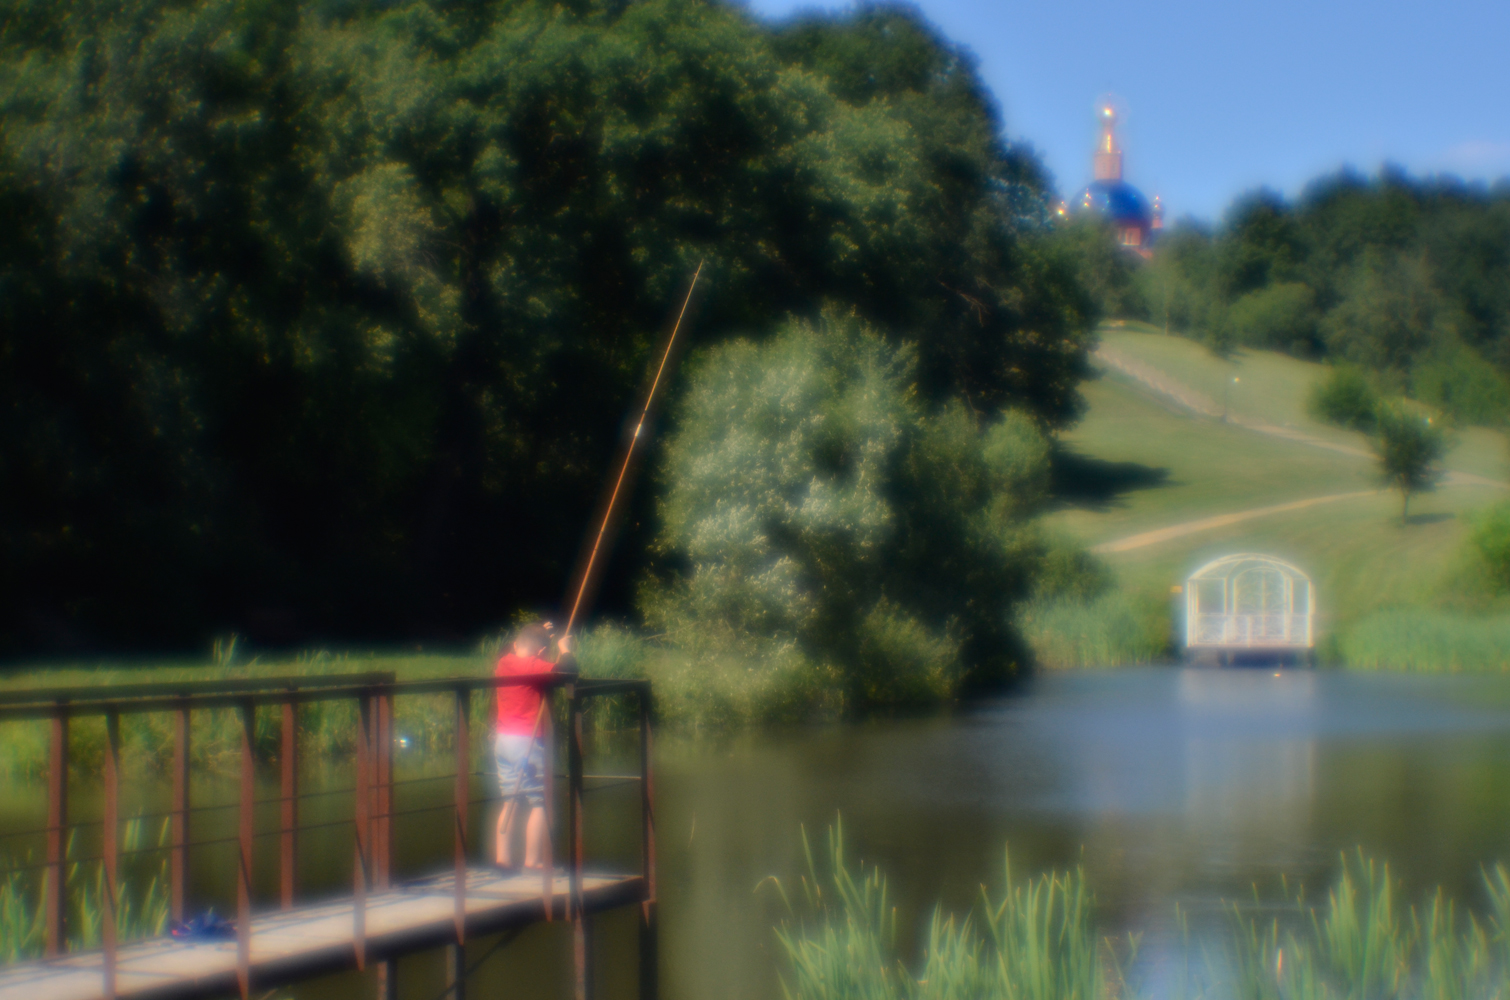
[1044,322,1509,632]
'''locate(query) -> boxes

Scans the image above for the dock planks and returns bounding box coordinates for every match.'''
[0,867,645,1000]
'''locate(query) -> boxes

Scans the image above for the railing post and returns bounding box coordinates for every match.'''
[102,710,120,1000]
[281,696,298,909]
[638,685,658,1000]
[172,699,191,924]
[376,686,393,889]
[238,699,255,1000]
[568,688,591,1000]
[453,686,470,945]
[447,943,466,1000]
[44,705,68,957]
[354,692,372,971]
[378,957,399,1000]
[540,682,555,919]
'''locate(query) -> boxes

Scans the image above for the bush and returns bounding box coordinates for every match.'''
[1470,503,1510,594]
[641,313,1048,712]
[1308,365,1380,430]
[1031,535,1113,603]
[1225,281,1320,354]
[1412,342,1510,426]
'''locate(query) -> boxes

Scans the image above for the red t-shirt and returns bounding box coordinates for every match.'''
[494,652,559,735]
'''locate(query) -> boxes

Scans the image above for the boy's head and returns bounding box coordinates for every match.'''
[513,622,551,657]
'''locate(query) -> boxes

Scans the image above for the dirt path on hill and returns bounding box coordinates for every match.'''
[1085,346,1510,554]
[1090,490,1381,554]
[1092,345,1508,489]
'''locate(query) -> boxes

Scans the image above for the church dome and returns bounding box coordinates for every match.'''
[1080,179,1152,228]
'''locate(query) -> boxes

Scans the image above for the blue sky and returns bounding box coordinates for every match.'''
[742,0,1510,224]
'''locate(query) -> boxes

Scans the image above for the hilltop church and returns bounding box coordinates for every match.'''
[1072,101,1162,257]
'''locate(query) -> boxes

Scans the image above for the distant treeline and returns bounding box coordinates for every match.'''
[1066,169,1510,424]
[0,0,1093,656]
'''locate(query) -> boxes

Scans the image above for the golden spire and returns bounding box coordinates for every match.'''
[1093,100,1123,182]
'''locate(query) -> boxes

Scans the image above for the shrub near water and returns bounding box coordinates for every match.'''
[1017,539,1170,669]
[642,314,1051,717]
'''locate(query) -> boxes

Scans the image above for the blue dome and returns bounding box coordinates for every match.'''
[1079,180,1152,226]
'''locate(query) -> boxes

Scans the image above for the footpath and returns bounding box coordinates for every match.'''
[1089,346,1508,554]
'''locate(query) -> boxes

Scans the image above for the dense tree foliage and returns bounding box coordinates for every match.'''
[1371,403,1447,522]
[0,0,1092,655]
[1128,170,1510,422]
[642,314,1049,711]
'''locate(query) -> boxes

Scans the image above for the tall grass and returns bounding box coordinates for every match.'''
[772,832,1510,1000]
[765,821,1115,1000]
[1218,851,1510,1000]
[1018,592,1171,669]
[1337,609,1510,673]
[0,817,171,960]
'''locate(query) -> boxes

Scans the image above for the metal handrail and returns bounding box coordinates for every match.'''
[0,670,655,1000]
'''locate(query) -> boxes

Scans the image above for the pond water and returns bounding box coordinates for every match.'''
[8,666,1510,999]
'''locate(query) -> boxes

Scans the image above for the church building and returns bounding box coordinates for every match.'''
[1075,101,1162,257]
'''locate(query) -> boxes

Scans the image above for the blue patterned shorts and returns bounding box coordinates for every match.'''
[494,733,545,808]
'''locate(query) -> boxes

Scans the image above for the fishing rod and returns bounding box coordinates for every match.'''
[560,261,705,639]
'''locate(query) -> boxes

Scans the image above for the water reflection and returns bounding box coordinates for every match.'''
[659,667,1510,999]
[6,667,1510,1000]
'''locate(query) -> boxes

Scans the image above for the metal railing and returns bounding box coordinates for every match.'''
[0,671,655,1000]
[1189,613,1313,648]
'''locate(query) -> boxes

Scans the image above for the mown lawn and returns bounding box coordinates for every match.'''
[1043,324,1510,657]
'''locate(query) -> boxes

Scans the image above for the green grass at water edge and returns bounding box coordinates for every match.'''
[766,819,1116,1000]
[1218,852,1510,1000]
[772,826,1510,1000]
[0,818,171,961]
[1337,609,1510,673]
[1019,592,1171,669]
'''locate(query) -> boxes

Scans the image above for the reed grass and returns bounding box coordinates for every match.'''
[765,820,1114,1000]
[1337,609,1510,673]
[1211,851,1510,1000]
[771,832,1510,1000]
[0,817,171,960]
[1018,592,1171,669]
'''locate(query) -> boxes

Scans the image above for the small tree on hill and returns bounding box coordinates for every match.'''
[1372,404,1447,522]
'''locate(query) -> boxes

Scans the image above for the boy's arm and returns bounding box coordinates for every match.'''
[553,633,579,674]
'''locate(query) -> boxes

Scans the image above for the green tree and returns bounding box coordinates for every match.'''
[0,0,1093,653]
[1308,365,1380,431]
[1371,404,1447,522]
[1225,281,1320,355]
[1046,215,1146,322]
[643,314,1048,710]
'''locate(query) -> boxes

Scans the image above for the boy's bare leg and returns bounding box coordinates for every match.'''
[496,799,518,865]
[523,806,548,869]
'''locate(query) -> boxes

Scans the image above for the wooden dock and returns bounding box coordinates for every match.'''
[0,866,645,1000]
[0,672,658,1000]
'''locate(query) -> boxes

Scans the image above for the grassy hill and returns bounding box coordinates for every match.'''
[1035,321,1510,669]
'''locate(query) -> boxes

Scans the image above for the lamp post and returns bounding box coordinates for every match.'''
[1222,375,1239,421]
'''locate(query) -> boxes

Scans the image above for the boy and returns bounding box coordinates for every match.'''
[494,622,576,869]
